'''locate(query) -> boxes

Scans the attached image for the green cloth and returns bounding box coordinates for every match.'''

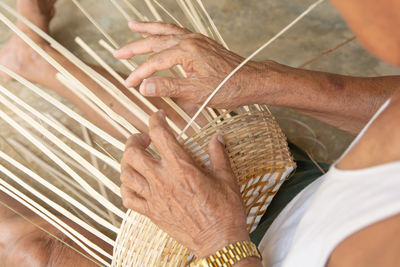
[250,143,330,246]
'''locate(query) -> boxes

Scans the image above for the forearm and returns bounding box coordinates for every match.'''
[256,62,400,134]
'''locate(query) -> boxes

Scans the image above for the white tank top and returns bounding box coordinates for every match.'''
[259,99,400,267]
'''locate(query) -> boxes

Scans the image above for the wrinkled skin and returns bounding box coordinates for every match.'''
[114,21,270,109]
[120,110,251,258]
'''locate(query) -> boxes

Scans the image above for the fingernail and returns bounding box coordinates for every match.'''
[217,134,225,145]
[129,21,139,27]
[125,78,132,88]
[140,80,156,96]
[113,49,123,58]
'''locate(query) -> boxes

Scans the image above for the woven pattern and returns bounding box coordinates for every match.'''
[112,106,295,266]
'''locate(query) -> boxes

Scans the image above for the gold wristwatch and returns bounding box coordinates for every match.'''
[190,241,262,267]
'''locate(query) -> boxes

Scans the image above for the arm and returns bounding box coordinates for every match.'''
[0,192,101,267]
[114,22,400,135]
[259,63,400,135]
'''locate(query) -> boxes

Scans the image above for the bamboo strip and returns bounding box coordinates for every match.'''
[8,138,89,197]
[178,0,325,139]
[81,125,118,225]
[72,0,118,48]
[43,138,112,183]
[98,39,138,70]
[0,9,139,137]
[184,0,209,35]
[0,65,125,150]
[72,0,138,70]
[0,84,121,171]
[55,72,133,139]
[6,138,113,220]
[0,183,110,266]
[54,70,138,137]
[94,140,119,162]
[0,152,118,239]
[0,165,114,259]
[195,0,229,49]
[0,93,122,199]
[176,0,206,35]
[153,0,184,27]
[122,0,149,21]
[144,0,163,21]
[46,113,121,171]
[75,37,151,122]
[76,37,190,138]
[110,0,134,21]
[0,108,125,219]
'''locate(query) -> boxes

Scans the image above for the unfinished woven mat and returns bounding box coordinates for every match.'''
[112,106,296,266]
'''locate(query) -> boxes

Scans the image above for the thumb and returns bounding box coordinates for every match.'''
[209,135,235,183]
[139,77,189,98]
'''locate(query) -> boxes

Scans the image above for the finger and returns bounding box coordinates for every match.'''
[125,47,186,87]
[114,35,181,59]
[125,132,151,149]
[139,77,190,98]
[149,110,193,163]
[122,134,160,177]
[128,21,190,35]
[209,135,236,183]
[120,165,150,198]
[113,33,204,59]
[121,185,148,215]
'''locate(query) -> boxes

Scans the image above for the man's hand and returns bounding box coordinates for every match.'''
[114,21,272,109]
[120,110,250,258]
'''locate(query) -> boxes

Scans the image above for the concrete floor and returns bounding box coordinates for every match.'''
[0,0,399,165]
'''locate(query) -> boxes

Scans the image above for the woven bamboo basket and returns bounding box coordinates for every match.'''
[112,106,295,266]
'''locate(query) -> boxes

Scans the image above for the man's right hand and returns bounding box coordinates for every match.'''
[114,21,277,109]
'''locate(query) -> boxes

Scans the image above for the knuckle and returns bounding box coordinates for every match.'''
[148,34,164,45]
[120,169,131,184]
[125,134,141,149]
[190,33,204,40]
[120,186,131,206]
[147,54,164,65]
[122,198,132,210]
[151,34,163,40]
[180,38,200,51]
[166,23,178,29]
[163,78,177,93]
[151,125,167,139]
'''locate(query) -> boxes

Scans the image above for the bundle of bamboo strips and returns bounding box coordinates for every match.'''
[0,0,327,265]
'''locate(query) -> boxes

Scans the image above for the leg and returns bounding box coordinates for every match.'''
[0,192,109,267]
[0,0,134,265]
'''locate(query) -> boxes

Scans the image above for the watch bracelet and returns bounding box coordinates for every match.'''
[190,240,262,267]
